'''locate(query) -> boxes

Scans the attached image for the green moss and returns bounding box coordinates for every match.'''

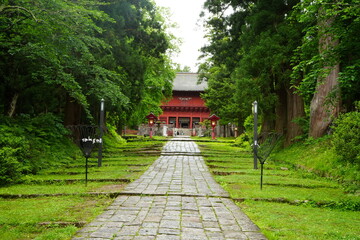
[239,201,360,240]
[271,137,359,191]
[0,196,112,240]
[198,139,360,239]
[0,130,164,239]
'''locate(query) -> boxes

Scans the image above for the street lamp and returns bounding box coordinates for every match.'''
[252,101,258,169]
[146,113,157,139]
[208,114,220,140]
[98,98,105,167]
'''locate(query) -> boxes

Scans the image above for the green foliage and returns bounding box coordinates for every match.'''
[198,119,212,137]
[332,106,360,165]
[201,0,360,141]
[232,133,251,150]
[0,114,79,185]
[200,0,304,137]
[97,0,176,128]
[291,0,360,109]
[0,148,23,185]
[174,64,192,72]
[291,116,310,141]
[103,123,126,149]
[0,121,31,185]
[200,65,239,124]
[0,0,176,130]
[243,115,255,136]
[271,136,359,192]
[243,114,262,142]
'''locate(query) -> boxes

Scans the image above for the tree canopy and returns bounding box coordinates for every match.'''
[200,0,360,143]
[0,0,176,129]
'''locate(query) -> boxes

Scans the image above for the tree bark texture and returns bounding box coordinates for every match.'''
[261,117,275,136]
[7,93,19,118]
[309,12,341,138]
[64,94,82,126]
[274,84,305,146]
[275,86,287,135]
[285,87,305,146]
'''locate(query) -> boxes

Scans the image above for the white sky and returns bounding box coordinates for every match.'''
[154,0,208,72]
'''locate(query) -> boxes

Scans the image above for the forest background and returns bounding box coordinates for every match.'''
[198,0,360,186]
[0,0,359,188]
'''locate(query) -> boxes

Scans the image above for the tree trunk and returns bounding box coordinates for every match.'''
[8,93,19,117]
[309,12,341,138]
[237,118,244,135]
[274,86,287,135]
[274,83,305,146]
[309,65,340,138]
[261,117,274,134]
[64,94,82,126]
[285,87,305,146]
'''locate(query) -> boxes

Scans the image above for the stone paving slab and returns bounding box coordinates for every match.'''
[121,154,228,197]
[73,137,267,239]
[73,195,264,240]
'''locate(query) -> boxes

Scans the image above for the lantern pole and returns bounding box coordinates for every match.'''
[98,99,104,167]
[146,113,157,139]
[253,101,258,170]
[212,124,215,140]
[85,156,89,186]
[209,114,220,140]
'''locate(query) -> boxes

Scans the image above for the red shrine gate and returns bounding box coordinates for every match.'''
[158,73,210,135]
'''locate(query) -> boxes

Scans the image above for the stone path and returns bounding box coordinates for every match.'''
[73,137,266,240]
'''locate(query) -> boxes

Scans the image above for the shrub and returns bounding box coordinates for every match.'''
[332,105,360,165]
[0,124,32,184]
[243,114,262,143]
[0,113,79,185]
[0,148,23,185]
[232,133,251,150]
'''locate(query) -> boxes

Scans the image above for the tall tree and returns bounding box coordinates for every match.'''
[200,0,305,145]
[0,0,117,121]
[0,0,176,130]
[309,9,340,138]
[292,0,360,138]
[97,0,176,128]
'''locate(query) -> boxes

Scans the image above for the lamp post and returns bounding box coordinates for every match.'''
[209,114,220,140]
[252,101,258,169]
[98,98,104,167]
[146,113,157,139]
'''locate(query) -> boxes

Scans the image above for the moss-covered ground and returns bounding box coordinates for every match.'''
[0,135,165,240]
[196,138,360,240]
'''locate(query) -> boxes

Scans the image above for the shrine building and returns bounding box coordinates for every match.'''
[159,72,210,129]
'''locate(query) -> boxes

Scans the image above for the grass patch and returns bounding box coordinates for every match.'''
[239,200,360,240]
[0,182,122,195]
[0,196,111,240]
[198,139,360,239]
[192,136,236,143]
[0,133,164,239]
[271,138,359,192]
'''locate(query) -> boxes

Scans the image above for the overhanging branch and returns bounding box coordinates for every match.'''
[0,5,38,22]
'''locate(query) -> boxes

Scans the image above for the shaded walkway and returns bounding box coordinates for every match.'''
[73,137,266,239]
